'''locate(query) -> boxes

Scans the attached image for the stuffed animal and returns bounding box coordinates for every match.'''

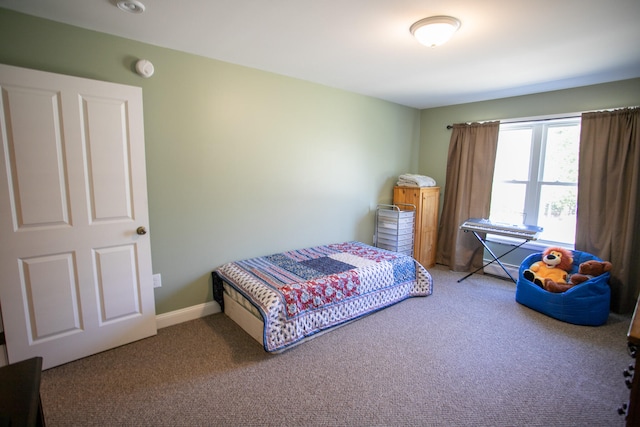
[569,260,612,286]
[523,247,574,293]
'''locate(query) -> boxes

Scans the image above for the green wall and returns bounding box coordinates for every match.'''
[2,8,639,315]
[419,78,640,209]
[0,8,420,314]
[419,78,640,268]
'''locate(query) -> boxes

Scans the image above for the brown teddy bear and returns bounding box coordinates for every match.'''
[523,246,574,293]
[569,260,613,286]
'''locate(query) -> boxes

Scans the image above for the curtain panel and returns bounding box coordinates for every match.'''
[576,107,640,313]
[436,122,500,272]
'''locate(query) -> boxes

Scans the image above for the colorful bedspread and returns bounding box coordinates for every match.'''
[215,241,433,352]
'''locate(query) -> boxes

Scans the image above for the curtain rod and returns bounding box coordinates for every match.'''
[445,106,639,129]
[445,114,581,130]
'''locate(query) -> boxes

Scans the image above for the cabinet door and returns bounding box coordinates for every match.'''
[417,188,439,267]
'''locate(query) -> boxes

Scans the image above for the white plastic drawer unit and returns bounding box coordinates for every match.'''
[374,204,416,256]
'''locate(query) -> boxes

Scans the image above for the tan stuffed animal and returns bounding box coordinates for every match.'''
[523,247,574,293]
[569,260,612,286]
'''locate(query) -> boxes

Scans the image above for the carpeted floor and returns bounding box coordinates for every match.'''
[40,265,632,426]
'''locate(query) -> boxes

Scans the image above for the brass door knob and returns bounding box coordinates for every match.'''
[136,226,147,235]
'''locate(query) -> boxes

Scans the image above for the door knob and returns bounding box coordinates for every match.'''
[136,226,147,235]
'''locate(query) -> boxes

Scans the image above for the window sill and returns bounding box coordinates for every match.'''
[485,234,574,252]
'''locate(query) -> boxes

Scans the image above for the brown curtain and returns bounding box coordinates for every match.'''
[436,122,500,271]
[576,107,640,314]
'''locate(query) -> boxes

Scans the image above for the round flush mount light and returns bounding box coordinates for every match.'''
[410,16,461,48]
[116,0,146,14]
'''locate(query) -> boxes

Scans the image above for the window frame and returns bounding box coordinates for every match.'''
[487,116,581,249]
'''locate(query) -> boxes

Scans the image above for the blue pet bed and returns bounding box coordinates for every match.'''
[515,250,611,326]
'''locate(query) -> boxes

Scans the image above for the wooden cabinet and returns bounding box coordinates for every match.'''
[623,298,640,425]
[393,186,440,268]
[0,357,45,426]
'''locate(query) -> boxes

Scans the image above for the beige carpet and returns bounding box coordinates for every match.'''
[40,265,632,426]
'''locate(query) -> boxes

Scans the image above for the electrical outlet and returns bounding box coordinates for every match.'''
[153,273,162,288]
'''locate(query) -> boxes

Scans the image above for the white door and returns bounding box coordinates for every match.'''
[0,64,156,369]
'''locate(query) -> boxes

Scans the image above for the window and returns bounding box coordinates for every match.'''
[489,117,581,247]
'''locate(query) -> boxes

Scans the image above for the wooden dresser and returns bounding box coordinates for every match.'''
[0,357,45,426]
[624,299,640,425]
[392,186,439,268]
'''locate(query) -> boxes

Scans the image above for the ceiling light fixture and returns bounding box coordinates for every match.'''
[410,16,461,48]
[116,0,146,14]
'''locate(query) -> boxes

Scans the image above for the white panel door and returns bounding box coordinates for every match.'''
[0,64,156,369]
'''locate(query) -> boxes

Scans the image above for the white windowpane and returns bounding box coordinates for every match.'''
[494,129,531,181]
[490,117,580,247]
[542,125,580,183]
[537,185,577,244]
[489,182,526,224]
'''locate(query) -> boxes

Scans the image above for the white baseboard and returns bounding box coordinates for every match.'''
[156,300,221,329]
[483,261,520,281]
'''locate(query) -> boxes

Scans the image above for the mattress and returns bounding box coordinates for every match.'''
[214,241,433,352]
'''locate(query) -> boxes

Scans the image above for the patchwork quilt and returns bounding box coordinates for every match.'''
[215,241,433,352]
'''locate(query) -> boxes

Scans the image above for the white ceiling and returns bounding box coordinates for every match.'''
[1,0,639,109]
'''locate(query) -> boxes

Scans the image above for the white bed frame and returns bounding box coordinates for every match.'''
[223,290,264,345]
[222,285,358,351]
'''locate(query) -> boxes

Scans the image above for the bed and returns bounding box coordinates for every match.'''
[212,241,433,352]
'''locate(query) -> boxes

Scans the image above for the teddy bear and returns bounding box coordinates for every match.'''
[569,260,612,286]
[523,246,574,293]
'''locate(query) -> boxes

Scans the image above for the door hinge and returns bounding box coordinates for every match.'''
[0,332,4,346]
